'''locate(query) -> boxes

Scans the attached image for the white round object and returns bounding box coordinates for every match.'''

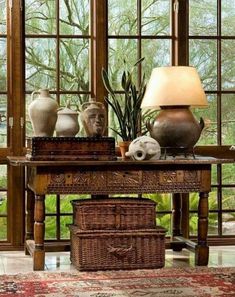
[125,136,161,161]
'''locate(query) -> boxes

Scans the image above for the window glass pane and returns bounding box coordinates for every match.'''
[189,213,197,235]
[26,94,34,138]
[108,94,128,141]
[108,39,137,90]
[189,0,217,36]
[0,165,7,189]
[108,104,119,142]
[222,213,235,235]
[0,39,7,91]
[221,95,235,145]
[60,216,72,239]
[0,1,6,34]
[60,0,89,35]
[141,0,170,35]
[142,39,171,79]
[156,213,171,236]
[208,213,218,235]
[108,0,137,35]
[222,164,235,184]
[25,0,56,34]
[147,193,171,211]
[45,216,56,239]
[189,193,198,211]
[194,95,217,145]
[0,217,7,240]
[208,189,218,210]
[0,192,7,215]
[222,0,235,36]
[45,195,56,213]
[0,95,7,147]
[60,194,76,213]
[60,39,89,91]
[25,38,56,91]
[189,40,217,91]
[59,94,89,112]
[222,188,235,210]
[211,165,217,185]
[221,41,235,91]
[190,190,218,211]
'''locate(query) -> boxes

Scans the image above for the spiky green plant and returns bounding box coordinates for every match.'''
[101,58,147,141]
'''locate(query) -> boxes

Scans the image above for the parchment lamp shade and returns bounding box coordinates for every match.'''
[141,66,208,149]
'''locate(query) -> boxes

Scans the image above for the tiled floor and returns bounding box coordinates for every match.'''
[0,246,234,274]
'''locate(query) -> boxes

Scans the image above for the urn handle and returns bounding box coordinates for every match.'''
[31,89,51,101]
[31,90,40,101]
[145,118,154,132]
[199,117,205,132]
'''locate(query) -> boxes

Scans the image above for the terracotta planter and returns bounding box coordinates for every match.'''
[118,141,131,160]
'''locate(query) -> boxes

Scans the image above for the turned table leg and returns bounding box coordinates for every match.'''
[195,191,209,265]
[33,194,45,270]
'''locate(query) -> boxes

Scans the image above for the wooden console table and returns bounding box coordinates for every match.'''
[8,156,230,270]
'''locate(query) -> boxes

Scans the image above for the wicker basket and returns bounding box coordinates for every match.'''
[71,198,157,230]
[69,225,166,271]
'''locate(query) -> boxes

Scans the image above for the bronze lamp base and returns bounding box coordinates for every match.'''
[146,106,204,148]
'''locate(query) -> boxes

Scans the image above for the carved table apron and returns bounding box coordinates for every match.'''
[7,157,228,271]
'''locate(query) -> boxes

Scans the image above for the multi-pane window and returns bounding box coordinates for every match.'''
[189,0,235,237]
[0,0,234,248]
[25,0,91,139]
[24,0,91,241]
[107,0,172,140]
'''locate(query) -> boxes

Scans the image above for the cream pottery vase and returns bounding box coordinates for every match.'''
[55,106,79,137]
[28,89,58,137]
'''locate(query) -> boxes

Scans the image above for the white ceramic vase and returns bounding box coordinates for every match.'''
[55,105,79,137]
[28,89,58,137]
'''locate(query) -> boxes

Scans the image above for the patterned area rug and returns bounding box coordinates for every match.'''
[0,267,235,297]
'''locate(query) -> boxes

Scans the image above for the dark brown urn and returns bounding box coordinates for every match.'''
[146,106,204,148]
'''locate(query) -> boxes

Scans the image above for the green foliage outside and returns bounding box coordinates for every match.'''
[0,217,7,240]
[44,194,90,239]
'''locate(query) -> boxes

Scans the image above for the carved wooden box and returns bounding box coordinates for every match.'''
[71,198,157,230]
[26,136,117,161]
[69,225,166,271]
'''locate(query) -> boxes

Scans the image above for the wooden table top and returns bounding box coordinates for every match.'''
[7,155,233,167]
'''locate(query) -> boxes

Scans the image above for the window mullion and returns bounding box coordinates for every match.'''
[174,0,188,66]
[90,0,108,105]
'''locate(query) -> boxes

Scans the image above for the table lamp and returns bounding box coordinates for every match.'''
[141,66,208,149]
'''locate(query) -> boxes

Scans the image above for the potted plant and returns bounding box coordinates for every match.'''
[101,58,147,158]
